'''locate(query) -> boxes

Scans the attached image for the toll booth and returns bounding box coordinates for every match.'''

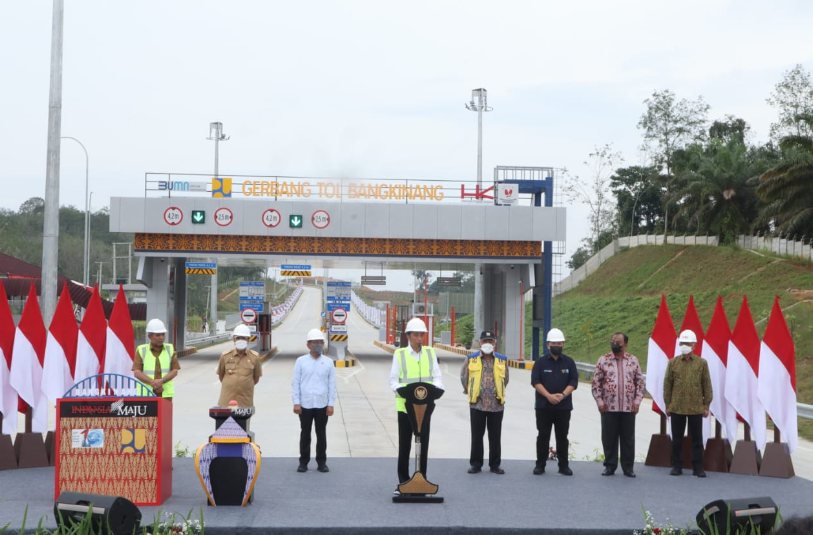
[257,313,272,351]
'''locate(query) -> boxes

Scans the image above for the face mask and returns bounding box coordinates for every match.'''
[611,343,623,354]
[480,343,494,355]
[549,346,563,356]
[679,345,693,355]
[312,343,325,354]
[235,340,248,351]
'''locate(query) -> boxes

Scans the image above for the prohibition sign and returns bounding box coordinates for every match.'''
[240,308,257,324]
[214,207,234,227]
[331,308,347,324]
[163,207,183,226]
[312,210,330,229]
[262,208,281,228]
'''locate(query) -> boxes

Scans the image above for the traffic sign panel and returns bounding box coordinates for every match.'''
[191,210,205,224]
[330,325,347,333]
[312,210,330,229]
[163,207,183,226]
[240,308,257,323]
[326,302,350,312]
[289,214,303,228]
[332,308,347,324]
[214,207,233,227]
[262,208,281,228]
[239,302,264,312]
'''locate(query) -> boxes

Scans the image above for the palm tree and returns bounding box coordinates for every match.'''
[672,139,764,243]
[755,114,813,236]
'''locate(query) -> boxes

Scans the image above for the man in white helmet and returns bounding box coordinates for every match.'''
[292,328,336,473]
[664,329,713,477]
[530,328,578,476]
[390,317,445,486]
[133,319,180,402]
[217,323,262,407]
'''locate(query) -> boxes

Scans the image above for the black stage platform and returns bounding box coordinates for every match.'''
[2,458,810,534]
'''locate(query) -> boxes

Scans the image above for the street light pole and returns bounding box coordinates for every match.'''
[207,122,229,335]
[61,136,89,287]
[465,89,493,344]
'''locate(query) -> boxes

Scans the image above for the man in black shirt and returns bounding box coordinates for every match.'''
[531,328,578,476]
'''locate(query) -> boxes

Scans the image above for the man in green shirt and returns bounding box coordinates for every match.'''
[663,329,713,477]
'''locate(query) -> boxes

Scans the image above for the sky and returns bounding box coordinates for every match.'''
[2,1,813,289]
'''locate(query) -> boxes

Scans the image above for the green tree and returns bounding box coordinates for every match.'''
[610,165,664,235]
[755,114,813,236]
[671,139,764,243]
[637,90,710,240]
[767,64,813,142]
[563,144,623,248]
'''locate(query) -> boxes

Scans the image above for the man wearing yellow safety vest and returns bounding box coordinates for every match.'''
[389,317,445,485]
[460,330,509,474]
[133,319,181,401]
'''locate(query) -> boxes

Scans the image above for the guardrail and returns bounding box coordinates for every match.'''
[575,361,812,421]
[186,333,231,347]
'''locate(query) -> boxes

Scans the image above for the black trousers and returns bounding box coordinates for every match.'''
[299,407,328,465]
[470,408,504,469]
[670,413,704,469]
[535,409,571,468]
[601,411,636,472]
[398,411,431,483]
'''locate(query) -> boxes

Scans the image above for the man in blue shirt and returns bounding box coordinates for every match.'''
[292,328,337,473]
[530,328,578,476]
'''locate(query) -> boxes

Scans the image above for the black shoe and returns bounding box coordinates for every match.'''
[533,465,545,475]
[467,466,482,474]
[602,467,615,476]
[693,468,706,478]
[297,463,308,473]
[317,464,329,473]
[558,467,573,476]
[490,467,505,475]
[670,466,682,476]
[623,470,636,478]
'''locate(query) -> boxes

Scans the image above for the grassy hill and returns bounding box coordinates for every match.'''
[547,244,813,438]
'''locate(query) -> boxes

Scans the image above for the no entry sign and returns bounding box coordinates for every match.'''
[240,308,257,324]
[331,308,347,324]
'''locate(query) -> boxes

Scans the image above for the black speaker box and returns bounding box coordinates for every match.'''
[696,496,778,534]
[55,492,141,535]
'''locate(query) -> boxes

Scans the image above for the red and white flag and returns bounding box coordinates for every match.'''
[42,283,79,405]
[0,282,19,434]
[645,294,676,415]
[9,284,48,433]
[725,295,766,449]
[674,295,710,440]
[757,296,797,453]
[104,285,135,378]
[75,286,107,383]
[702,296,738,443]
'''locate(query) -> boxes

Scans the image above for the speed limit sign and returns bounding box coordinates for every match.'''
[240,308,257,324]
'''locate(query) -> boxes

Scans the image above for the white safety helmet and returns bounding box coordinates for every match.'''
[146,318,167,334]
[405,318,428,333]
[678,329,697,343]
[547,328,566,342]
[307,328,325,342]
[233,324,251,338]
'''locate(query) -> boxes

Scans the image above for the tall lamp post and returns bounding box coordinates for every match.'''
[207,122,229,334]
[61,136,89,287]
[465,89,493,344]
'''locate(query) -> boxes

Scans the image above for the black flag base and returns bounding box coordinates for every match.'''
[393,471,443,503]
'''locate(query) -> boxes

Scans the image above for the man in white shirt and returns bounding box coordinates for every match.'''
[292,329,337,473]
[389,318,445,485]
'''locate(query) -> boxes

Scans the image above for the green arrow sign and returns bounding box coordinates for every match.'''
[192,210,205,224]
[290,215,303,228]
